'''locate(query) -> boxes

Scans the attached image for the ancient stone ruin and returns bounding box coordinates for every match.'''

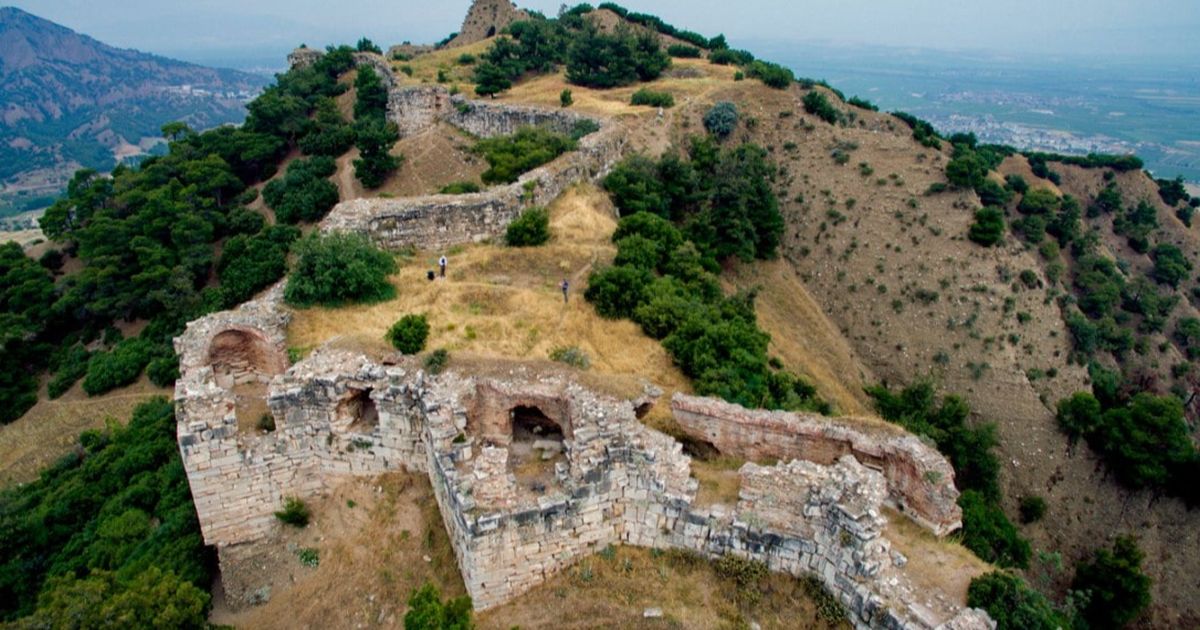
[174,39,995,630]
[444,0,529,49]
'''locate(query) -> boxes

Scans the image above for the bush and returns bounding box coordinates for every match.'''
[457,53,476,65]
[746,61,793,89]
[423,349,449,375]
[560,88,573,107]
[566,23,669,88]
[275,497,311,527]
[285,233,397,307]
[387,314,430,354]
[967,571,1068,630]
[47,345,90,399]
[1018,495,1046,524]
[960,490,1031,568]
[146,355,180,387]
[505,207,551,246]
[802,91,840,124]
[353,119,402,188]
[439,181,481,194]
[968,207,1005,246]
[1150,243,1192,287]
[585,265,653,319]
[1072,536,1152,629]
[630,88,675,108]
[262,156,340,224]
[83,338,153,396]
[403,583,472,630]
[703,102,739,138]
[550,346,591,369]
[847,96,878,111]
[474,127,577,184]
[667,44,701,58]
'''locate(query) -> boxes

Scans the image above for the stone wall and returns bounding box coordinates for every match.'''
[322,98,625,251]
[671,394,963,536]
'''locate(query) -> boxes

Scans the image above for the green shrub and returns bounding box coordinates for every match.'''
[847,96,878,111]
[746,60,793,89]
[275,497,311,527]
[550,346,591,369]
[83,338,153,396]
[262,156,340,224]
[968,207,1005,246]
[802,91,840,124]
[566,23,669,88]
[457,53,476,65]
[1018,496,1047,524]
[630,88,675,108]
[586,265,654,319]
[388,314,430,354]
[439,181,481,194]
[47,345,91,399]
[560,88,573,107]
[285,233,397,307]
[423,349,449,375]
[353,118,403,188]
[1072,536,1151,629]
[967,571,1067,630]
[667,44,702,58]
[146,356,180,387]
[505,207,551,246]
[1150,243,1192,287]
[474,127,577,184]
[703,102,739,138]
[960,490,1031,568]
[353,65,388,121]
[403,583,473,630]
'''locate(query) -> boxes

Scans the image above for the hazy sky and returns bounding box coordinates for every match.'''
[10,0,1200,66]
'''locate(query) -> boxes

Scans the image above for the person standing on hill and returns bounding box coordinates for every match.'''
[439,255,447,278]
[560,278,570,303]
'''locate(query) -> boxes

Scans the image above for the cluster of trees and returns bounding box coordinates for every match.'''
[969,535,1151,630]
[352,65,403,188]
[0,44,384,420]
[1025,151,1144,173]
[866,382,1029,568]
[802,91,841,125]
[473,126,578,185]
[1057,371,1199,504]
[595,2,716,50]
[589,138,825,411]
[565,22,670,89]
[892,111,941,149]
[0,399,212,626]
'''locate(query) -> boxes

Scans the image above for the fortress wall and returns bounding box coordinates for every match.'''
[321,107,626,251]
[671,394,964,537]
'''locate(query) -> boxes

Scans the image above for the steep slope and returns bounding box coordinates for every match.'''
[0,7,266,200]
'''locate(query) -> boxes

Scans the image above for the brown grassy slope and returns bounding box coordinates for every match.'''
[649,78,1199,626]
[0,375,170,486]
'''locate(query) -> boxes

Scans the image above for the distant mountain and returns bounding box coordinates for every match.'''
[0,6,267,211]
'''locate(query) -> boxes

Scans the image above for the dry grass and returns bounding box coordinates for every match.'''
[0,375,170,487]
[477,545,850,630]
[287,184,690,404]
[210,472,465,629]
[690,456,745,506]
[390,39,494,88]
[882,507,990,606]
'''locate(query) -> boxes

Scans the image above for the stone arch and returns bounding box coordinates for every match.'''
[486,25,497,37]
[511,405,563,443]
[206,327,288,384]
[467,382,572,446]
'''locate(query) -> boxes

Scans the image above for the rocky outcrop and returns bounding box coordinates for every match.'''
[444,0,528,49]
[671,394,963,536]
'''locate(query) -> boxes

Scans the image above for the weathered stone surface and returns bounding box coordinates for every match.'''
[287,47,323,70]
[671,394,963,536]
[444,0,528,49]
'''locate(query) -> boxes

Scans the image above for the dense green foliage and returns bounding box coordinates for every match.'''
[388,314,430,355]
[967,571,1067,630]
[1150,243,1192,288]
[263,156,340,223]
[353,65,389,121]
[474,126,577,184]
[847,96,879,111]
[630,88,675,108]
[217,225,301,308]
[353,118,403,188]
[867,382,1029,568]
[439,181,482,194]
[589,141,824,412]
[566,23,670,88]
[0,241,56,420]
[802,91,841,125]
[285,233,397,307]
[667,44,702,58]
[702,102,739,138]
[968,207,1006,246]
[602,138,782,261]
[1156,175,1191,207]
[403,583,473,630]
[1056,389,1197,501]
[892,111,941,149]
[505,207,551,246]
[1072,536,1152,628]
[1025,151,1144,173]
[0,399,212,623]
[745,60,794,89]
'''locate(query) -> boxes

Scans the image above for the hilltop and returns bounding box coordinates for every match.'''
[2,1,1199,629]
[0,6,266,217]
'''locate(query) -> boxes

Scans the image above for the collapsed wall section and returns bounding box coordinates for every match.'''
[671,394,963,536]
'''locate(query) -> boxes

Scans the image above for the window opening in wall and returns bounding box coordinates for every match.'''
[508,405,565,493]
[340,388,379,434]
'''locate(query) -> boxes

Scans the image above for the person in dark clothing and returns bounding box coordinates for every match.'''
[439,255,447,277]
[560,278,570,303]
